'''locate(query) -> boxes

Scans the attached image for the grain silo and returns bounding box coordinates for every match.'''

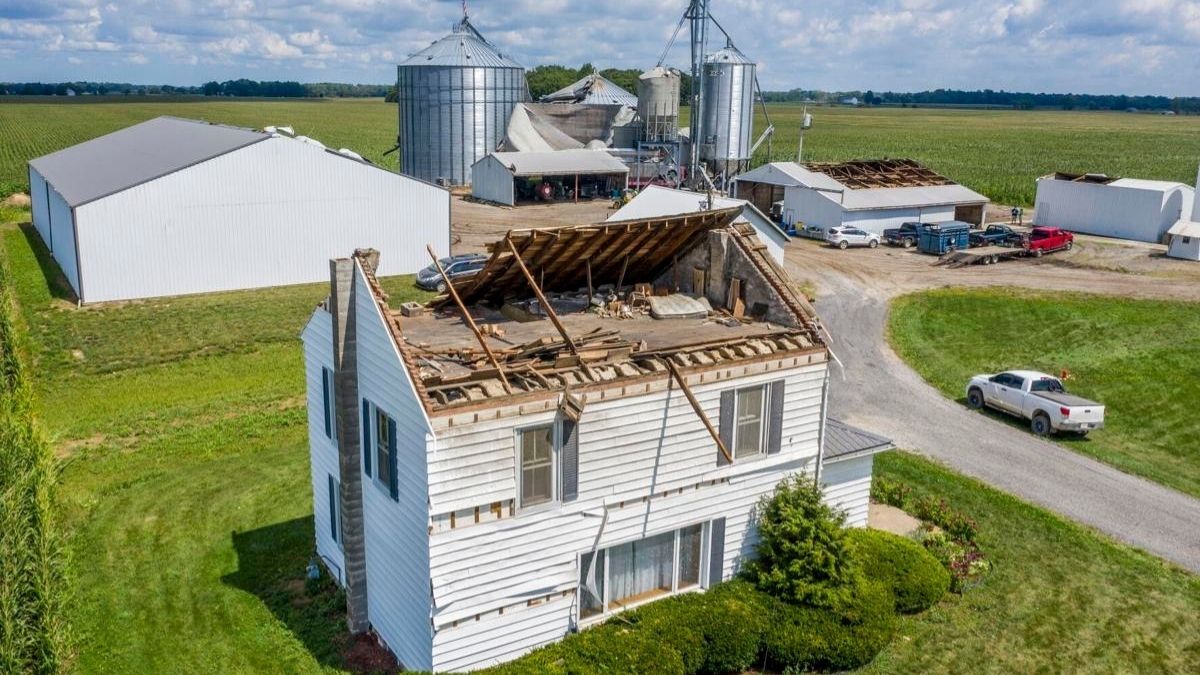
[637,66,681,142]
[699,42,755,175]
[396,17,526,185]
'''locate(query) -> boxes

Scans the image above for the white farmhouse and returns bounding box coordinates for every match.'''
[28,116,449,303]
[1033,172,1193,244]
[734,159,988,234]
[301,210,890,672]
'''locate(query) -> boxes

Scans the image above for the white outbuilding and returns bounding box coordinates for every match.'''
[734,159,988,235]
[1166,220,1200,261]
[1032,172,1194,244]
[28,116,449,303]
[607,185,790,265]
[470,149,629,206]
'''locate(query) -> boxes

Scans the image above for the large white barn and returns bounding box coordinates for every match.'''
[1033,172,1194,244]
[734,160,988,235]
[28,116,449,303]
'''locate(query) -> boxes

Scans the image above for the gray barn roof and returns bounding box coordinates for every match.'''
[28,116,267,207]
[824,418,893,462]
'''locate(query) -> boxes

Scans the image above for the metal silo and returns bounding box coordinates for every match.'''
[637,66,681,142]
[397,17,526,185]
[699,42,755,172]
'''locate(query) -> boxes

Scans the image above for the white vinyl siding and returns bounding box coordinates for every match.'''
[821,454,874,527]
[426,359,828,672]
[45,184,79,295]
[301,309,345,583]
[64,137,449,303]
[469,155,517,206]
[352,264,435,670]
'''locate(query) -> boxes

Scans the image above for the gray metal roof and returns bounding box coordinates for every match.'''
[706,44,754,65]
[823,418,893,462]
[481,149,629,177]
[28,116,267,207]
[399,18,523,69]
[541,73,638,107]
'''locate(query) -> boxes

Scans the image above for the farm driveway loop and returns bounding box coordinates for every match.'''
[789,244,1200,572]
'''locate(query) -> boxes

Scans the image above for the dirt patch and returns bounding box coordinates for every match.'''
[342,632,400,674]
[3,192,31,208]
[451,196,617,255]
[868,502,924,536]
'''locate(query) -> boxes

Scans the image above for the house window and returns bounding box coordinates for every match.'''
[578,523,710,622]
[1185,236,1192,244]
[327,474,342,548]
[321,367,336,440]
[375,408,393,491]
[519,424,555,508]
[734,385,767,458]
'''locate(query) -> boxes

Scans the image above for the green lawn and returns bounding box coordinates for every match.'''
[888,287,1200,499]
[5,98,1200,206]
[1,215,1196,673]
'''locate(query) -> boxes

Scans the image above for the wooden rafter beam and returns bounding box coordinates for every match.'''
[665,360,733,465]
[426,245,513,394]
[505,237,584,362]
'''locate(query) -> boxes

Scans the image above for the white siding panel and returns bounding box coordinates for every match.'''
[426,361,828,671]
[29,167,50,247]
[353,265,435,671]
[70,138,450,303]
[302,308,345,583]
[782,185,842,230]
[470,156,516,206]
[821,455,874,527]
[46,185,79,297]
[1033,178,1193,243]
[844,205,955,235]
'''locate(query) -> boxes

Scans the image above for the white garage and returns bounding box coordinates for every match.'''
[1033,172,1194,244]
[735,160,988,235]
[28,116,449,303]
[820,419,894,527]
[470,149,629,206]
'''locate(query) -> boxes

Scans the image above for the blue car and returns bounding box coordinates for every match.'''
[416,254,488,292]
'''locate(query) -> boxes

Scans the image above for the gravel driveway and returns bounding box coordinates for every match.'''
[785,241,1200,572]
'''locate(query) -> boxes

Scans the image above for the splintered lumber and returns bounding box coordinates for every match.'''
[665,360,733,465]
[505,237,583,361]
[427,245,512,394]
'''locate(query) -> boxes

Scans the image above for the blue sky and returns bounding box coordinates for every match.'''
[1,0,1198,95]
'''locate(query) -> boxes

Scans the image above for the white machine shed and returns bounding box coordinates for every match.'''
[1033,173,1194,244]
[27,116,449,303]
[470,149,629,206]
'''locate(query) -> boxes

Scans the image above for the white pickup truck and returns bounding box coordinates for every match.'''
[965,370,1105,436]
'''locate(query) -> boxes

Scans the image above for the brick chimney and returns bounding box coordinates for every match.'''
[329,257,369,633]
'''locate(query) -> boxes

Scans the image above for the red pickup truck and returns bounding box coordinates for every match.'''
[1023,227,1074,257]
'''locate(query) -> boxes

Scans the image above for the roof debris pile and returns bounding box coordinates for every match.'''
[803,159,955,189]
[356,208,825,413]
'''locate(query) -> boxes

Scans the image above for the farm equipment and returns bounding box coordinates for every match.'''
[917,221,971,254]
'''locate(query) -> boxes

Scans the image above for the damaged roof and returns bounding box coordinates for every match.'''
[353,210,825,415]
[540,72,638,107]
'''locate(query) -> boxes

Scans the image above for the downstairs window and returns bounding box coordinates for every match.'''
[578,522,708,621]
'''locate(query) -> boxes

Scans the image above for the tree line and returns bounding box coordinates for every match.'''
[0,80,389,98]
[762,87,1200,113]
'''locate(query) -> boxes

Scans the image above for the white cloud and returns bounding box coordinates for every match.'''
[0,0,1194,95]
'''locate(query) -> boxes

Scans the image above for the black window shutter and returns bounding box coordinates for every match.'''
[709,517,726,586]
[322,369,332,438]
[327,474,338,541]
[718,390,735,465]
[767,380,786,455]
[361,400,372,477]
[388,417,399,502]
[561,419,579,502]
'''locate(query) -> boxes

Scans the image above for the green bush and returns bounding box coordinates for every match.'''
[847,528,949,613]
[763,579,898,672]
[558,622,685,675]
[627,594,707,674]
[696,581,770,673]
[746,474,857,608]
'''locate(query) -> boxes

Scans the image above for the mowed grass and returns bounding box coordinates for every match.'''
[0,220,432,673]
[5,98,1200,205]
[888,287,1200,498]
[865,451,1200,674]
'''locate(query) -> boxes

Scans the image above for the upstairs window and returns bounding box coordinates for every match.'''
[376,408,393,492]
[734,385,766,458]
[519,424,555,508]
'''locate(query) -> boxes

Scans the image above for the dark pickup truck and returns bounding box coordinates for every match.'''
[883,222,921,248]
[969,224,1020,248]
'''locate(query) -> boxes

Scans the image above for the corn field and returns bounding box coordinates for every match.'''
[0,245,69,673]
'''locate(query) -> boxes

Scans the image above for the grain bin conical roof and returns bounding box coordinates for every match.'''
[399,17,523,68]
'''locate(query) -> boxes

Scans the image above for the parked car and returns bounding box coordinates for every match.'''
[826,226,880,249]
[917,221,971,255]
[969,224,1020,248]
[1022,227,1074,257]
[965,370,1105,436]
[415,254,488,292]
[883,222,922,248]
